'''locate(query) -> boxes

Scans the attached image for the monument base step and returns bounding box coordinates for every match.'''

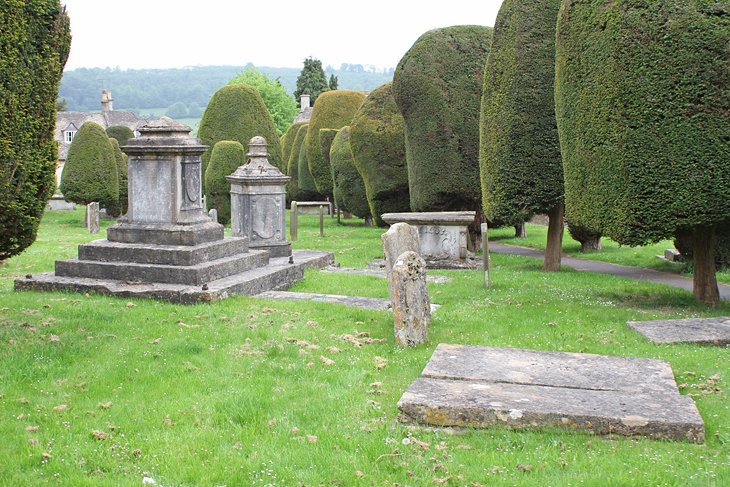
[15,250,334,304]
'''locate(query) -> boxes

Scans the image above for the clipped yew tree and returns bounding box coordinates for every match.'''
[480,0,564,270]
[60,122,119,211]
[297,140,322,201]
[107,138,129,217]
[392,26,492,230]
[106,125,134,147]
[350,83,410,227]
[305,90,366,198]
[319,128,339,182]
[286,124,308,201]
[0,0,70,260]
[330,127,370,222]
[281,122,305,170]
[204,141,245,224]
[198,84,283,189]
[555,0,730,305]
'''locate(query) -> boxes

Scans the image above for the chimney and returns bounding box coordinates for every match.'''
[300,94,310,111]
[101,90,113,112]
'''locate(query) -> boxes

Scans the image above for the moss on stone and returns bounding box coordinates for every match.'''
[330,126,370,219]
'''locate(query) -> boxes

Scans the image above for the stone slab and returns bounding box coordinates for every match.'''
[627,317,730,346]
[15,250,333,304]
[107,221,224,246]
[253,290,441,313]
[381,211,476,226]
[397,344,704,442]
[369,257,480,271]
[320,266,452,283]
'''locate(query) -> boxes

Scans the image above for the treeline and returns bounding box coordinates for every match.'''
[59,65,393,112]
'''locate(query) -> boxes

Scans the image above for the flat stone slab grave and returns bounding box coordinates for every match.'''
[320,266,452,283]
[628,317,730,346]
[398,344,704,442]
[254,290,441,313]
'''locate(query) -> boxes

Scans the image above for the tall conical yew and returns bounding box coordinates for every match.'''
[204,141,245,225]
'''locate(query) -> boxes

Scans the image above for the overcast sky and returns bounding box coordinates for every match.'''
[61,0,502,71]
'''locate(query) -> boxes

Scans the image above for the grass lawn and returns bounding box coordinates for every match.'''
[490,223,730,285]
[0,209,728,485]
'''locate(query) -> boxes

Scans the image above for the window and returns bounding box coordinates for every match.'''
[64,130,76,143]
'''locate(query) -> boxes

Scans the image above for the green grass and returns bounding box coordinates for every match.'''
[1,209,728,485]
[490,223,730,285]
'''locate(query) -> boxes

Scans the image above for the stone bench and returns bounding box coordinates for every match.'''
[291,200,333,215]
[381,211,479,269]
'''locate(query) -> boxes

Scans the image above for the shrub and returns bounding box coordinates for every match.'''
[480,0,565,270]
[294,57,329,105]
[318,128,339,183]
[204,141,245,225]
[280,122,306,172]
[106,125,134,147]
[297,142,323,201]
[555,0,730,304]
[165,101,189,119]
[0,0,70,260]
[198,84,283,191]
[305,90,366,198]
[330,127,370,219]
[392,26,493,220]
[350,83,410,227]
[60,122,119,211]
[286,124,309,201]
[228,67,298,136]
[106,138,129,217]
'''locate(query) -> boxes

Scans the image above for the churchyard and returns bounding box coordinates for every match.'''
[0,208,728,485]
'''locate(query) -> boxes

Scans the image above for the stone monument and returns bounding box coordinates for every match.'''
[390,251,431,346]
[228,137,292,258]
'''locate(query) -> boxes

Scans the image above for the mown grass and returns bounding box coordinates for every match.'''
[0,209,728,485]
[490,223,730,285]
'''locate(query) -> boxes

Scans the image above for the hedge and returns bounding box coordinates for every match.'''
[0,0,70,260]
[286,124,309,201]
[392,26,493,215]
[198,84,283,190]
[305,90,366,198]
[106,125,134,147]
[280,122,305,172]
[297,138,322,201]
[107,138,129,217]
[204,141,245,225]
[350,83,410,227]
[318,128,339,183]
[329,126,370,219]
[60,122,119,211]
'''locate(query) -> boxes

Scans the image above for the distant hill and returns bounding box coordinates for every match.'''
[59,65,394,113]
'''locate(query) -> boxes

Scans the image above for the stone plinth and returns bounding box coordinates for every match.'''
[381,212,479,269]
[228,137,291,258]
[398,344,704,442]
[628,317,730,345]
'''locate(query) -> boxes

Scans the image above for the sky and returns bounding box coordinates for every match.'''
[61,0,503,71]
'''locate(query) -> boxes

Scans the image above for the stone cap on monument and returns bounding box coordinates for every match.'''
[227,136,290,184]
[123,116,207,153]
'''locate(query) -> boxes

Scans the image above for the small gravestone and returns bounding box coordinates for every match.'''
[628,317,730,346]
[208,208,218,223]
[382,222,420,283]
[391,251,430,346]
[87,202,100,234]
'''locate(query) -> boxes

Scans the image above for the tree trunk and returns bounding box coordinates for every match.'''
[692,225,719,307]
[514,223,527,238]
[543,202,564,272]
[580,236,601,252]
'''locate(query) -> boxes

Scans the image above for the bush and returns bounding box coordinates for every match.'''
[392,26,493,218]
[330,126,370,219]
[204,141,245,225]
[0,0,70,260]
[106,138,129,217]
[305,90,366,198]
[106,125,134,147]
[318,128,339,184]
[297,142,323,201]
[280,122,306,172]
[228,67,298,136]
[555,0,730,303]
[60,122,119,211]
[350,83,410,227]
[165,101,189,119]
[286,124,309,201]
[198,84,283,191]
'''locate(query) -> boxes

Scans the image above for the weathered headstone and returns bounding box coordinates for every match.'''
[290,201,298,241]
[208,208,218,223]
[382,222,420,279]
[87,202,100,234]
[391,251,430,346]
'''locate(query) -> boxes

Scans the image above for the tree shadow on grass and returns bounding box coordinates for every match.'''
[593,288,730,313]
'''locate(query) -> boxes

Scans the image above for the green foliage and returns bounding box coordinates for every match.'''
[555,0,730,246]
[318,128,339,183]
[105,125,134,147]
[293,57,329,105]
[187,102,203,118]
[0,0,70,260]
[165,101,189,119]
[392,26,493,215]
[56,97,67,111]
[228,67,297,136]
[280,122,306,172]
[198,84,283,191]
[350,83,410,227]
[204,141,245,225]
[328,74,338,90]
[286,124,308,201]
[480,0,563,227]
[60,122,119,210]
[330,127,370,219]
[297,142,322,201]
[106,138,129,217]
[675,222,730,270]
[305,90,366,198]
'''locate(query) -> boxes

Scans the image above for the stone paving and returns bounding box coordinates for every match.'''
[628,317,730,346]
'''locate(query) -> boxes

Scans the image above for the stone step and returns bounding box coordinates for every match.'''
[16,250,334,304]
[55,250,269,285]
[77,237,249,266]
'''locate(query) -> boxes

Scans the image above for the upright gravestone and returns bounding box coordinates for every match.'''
[228,137,292,257]
[381,222,420,289]
[391,251,431,346]
[87,202,100,234]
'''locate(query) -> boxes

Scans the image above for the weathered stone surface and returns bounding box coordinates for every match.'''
[397,344,704,442]
[208,208,218,223]
[391,251,430,347]
[663,248,682,262]
[47,195,75,211]
[382,223,420,281]
[107,219,225,246]
[255,291,393,310]
[320,266,452,283]
[87,202,100,234]
[381,211,476,226]
[628,317,730,346]
[294,201,333,215]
